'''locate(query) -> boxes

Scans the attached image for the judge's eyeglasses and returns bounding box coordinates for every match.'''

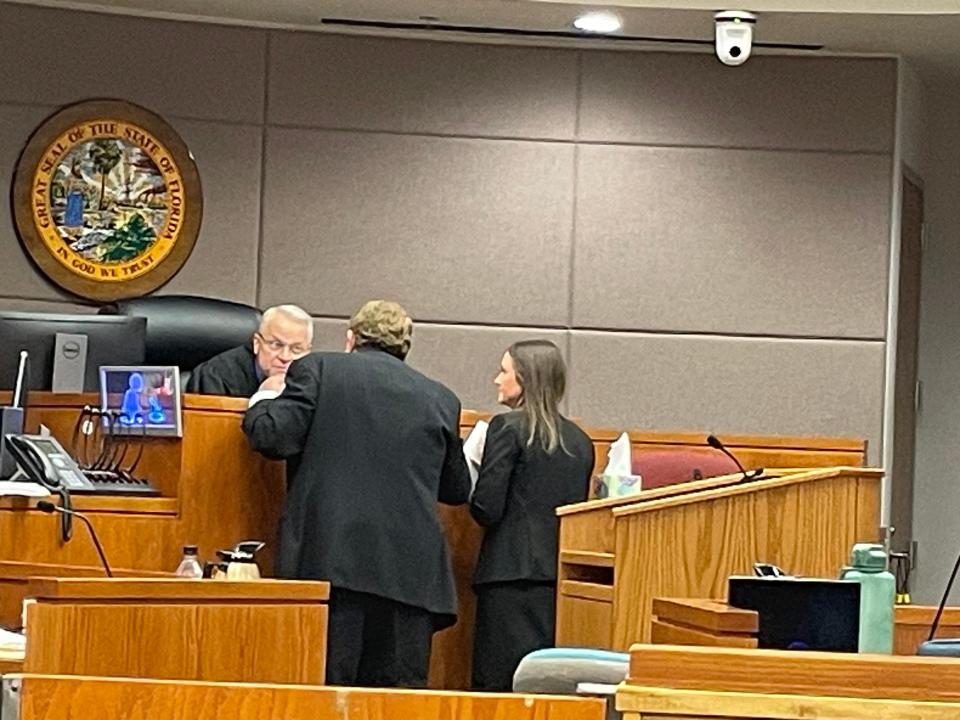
[255,333,310,357]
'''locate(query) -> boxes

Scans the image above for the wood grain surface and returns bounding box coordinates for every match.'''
[18,675,606,720]
[617,684,960,720]
[626,643,960,701]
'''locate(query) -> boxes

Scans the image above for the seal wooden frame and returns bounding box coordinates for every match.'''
[12,99,203,302]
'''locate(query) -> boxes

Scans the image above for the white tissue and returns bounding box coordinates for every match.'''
[599,432,642,498]
[603,432,632,476]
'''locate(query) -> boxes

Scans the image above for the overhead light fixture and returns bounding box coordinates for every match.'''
[573,11,622,34]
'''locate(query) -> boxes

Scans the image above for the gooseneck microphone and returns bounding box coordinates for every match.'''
[36,500,113,577]
[706,434,764,482]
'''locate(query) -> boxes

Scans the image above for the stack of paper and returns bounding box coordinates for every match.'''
[0,481,50,498]
[0,627,25,651]
[463,420,489,494]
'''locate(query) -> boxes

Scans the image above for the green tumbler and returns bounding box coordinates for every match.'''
[840,542,895,654]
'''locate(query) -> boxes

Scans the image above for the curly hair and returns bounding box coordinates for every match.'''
[349,300,413,360]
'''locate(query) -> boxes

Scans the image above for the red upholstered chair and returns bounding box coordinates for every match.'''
[630,449,740,490]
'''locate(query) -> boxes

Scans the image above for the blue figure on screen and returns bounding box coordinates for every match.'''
[119,372,145,426]
[147,395,167,424]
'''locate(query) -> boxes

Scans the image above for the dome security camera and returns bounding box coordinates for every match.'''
[715,10,756,67]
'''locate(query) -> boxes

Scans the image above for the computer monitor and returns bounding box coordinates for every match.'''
[0,312,147,392]
[728,576,861,652]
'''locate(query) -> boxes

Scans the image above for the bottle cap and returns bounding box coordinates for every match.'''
[183,544,198,555]
[849,542,887,571]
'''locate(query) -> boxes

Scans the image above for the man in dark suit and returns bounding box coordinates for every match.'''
[242,300,471,688]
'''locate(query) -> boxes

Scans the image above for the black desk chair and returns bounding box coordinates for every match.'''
[98,295,261,386]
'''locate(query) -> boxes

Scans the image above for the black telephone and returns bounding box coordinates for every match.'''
[4,433,160,496]
[3,434,96,491]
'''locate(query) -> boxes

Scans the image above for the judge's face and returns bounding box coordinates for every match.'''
[495,351,523,408]
[253,315,312,378]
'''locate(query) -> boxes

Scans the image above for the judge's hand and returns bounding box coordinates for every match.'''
[258,374,286,394]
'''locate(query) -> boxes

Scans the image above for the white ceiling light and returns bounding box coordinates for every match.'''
[573,11,622,34]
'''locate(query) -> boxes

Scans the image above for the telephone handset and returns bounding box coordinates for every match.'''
[3,434,96,491]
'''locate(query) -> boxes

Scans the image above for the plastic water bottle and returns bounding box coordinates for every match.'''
[840,543,895,653]
[174,545,203,579]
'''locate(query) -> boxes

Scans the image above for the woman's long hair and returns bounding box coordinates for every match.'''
[508,340,568,454]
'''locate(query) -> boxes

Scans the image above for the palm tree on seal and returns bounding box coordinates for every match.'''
[87,139,123,210]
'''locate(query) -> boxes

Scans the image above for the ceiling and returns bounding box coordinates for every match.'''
[6,0,960,81]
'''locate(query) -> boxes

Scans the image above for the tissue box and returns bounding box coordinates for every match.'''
[593,474,642,499]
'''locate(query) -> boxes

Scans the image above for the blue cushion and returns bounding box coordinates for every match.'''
[917,639,960,657]
[513,647,629,694]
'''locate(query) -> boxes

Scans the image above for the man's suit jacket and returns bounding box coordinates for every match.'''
[469,411,594,587]
[243,346,471,625]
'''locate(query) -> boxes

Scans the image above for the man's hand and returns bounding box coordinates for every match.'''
[247,373,286,408]
[258,374,286,394]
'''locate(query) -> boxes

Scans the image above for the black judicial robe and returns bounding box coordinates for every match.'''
[187,344,260,398]
[242,346,471,626]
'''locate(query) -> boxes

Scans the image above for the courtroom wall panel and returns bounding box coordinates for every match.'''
[579,52,896,153]
[573,145,892,338]
[309,319,350,353]
[154,120,263,305]
[310,318,569,415]
[911,89,960,603]
[567,331,885,461]
[0,298,94,315]
[259,128,575,326]
[0,4,266,307]
[268,33,579,140]
[0,4,266,123]
[0,1,897,463]
[408,324,571,415]
[0,103,70,303]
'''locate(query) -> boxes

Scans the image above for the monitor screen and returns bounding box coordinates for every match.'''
[99,365,182,437]
[0,312,146,392]
[728,576,860,652]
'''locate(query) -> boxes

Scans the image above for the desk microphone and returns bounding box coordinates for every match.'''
[36,500,113,577]
[706,434,764,482]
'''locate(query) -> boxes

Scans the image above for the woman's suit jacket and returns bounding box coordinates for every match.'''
[469,410,594,586]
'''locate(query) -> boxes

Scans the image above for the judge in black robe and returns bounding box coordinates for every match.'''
[242,300,471,688]
[186,344,260,397]
[186,305,314,398]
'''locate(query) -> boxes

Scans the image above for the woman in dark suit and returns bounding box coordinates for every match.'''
[469,339,594,691]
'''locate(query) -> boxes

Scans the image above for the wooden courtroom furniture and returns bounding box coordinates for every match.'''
[0,393,870,690]
[0,393,286,631]
[0,648,21,674]
[651,596,960,656]
[19,578,328,684]
[555,467,883,650]
[617,643,960,719]
[458,410,868,483]
[438,412,868,687]
[12,675,607,720]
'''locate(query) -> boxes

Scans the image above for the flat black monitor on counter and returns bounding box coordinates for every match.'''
[728,576,860,653]
[0,312,147,392]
